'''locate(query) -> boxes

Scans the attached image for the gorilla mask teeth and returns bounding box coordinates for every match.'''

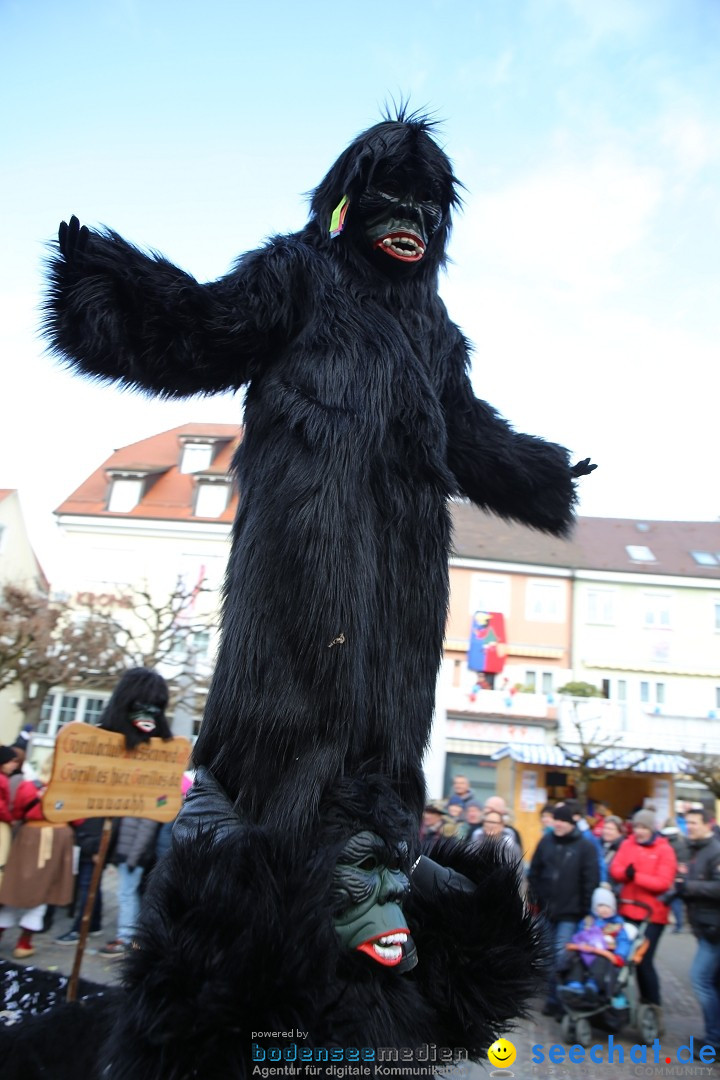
[375,233,425,262]
[356,930,409,966]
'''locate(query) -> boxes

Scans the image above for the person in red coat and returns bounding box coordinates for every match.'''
[611,808,677,1020]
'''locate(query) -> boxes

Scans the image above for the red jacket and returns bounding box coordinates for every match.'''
[0,774,11,824]
[610,832,677,924]
[11,778,46,822]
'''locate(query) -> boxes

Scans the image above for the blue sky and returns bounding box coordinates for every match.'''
[2,0,719,577]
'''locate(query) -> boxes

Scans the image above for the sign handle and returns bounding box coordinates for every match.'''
[67,817,113,1003]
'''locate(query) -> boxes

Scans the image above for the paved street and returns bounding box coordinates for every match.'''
[1,881,718,1079]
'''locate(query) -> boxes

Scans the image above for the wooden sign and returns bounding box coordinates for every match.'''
[42,723,192,823]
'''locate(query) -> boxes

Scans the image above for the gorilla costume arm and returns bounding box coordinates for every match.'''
[44,217,302,397]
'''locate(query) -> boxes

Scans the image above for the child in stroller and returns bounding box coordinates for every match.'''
[557,891,658,1046]
[558,886,632,1009]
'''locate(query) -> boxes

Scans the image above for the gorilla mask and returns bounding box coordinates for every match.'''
[331,830,417,971]
[312,110,461,278]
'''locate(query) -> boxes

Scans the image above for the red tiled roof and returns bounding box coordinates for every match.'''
[54,431,720,576]
[451,503,720,579]
[55,424,240,523]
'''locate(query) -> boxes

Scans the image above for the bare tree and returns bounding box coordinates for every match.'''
[681,752,720,801]
[0,585,128,729]
[556,700,648,812]
[77,575,215,720]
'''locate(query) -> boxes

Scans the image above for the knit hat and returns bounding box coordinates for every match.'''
[633,809,656,831]
[0,746,18,767]
[552,803,575,824]
[591,886,617,916]
[603,815,623,831]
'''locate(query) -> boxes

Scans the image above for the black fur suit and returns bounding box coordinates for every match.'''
[96,775,545,1080]
[45,114,589,825]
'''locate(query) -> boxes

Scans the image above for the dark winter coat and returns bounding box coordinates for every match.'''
[527,827,600,922]
[682,834,720,942]
[44,117,587,830]
[110,818,158,871]
[72,817,105,861]
[610,832,677,924]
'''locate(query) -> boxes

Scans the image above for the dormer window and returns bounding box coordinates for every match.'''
[626,544,655,563]
[107,476,144,513]
[194,481,230,518]
[181,442,214,474]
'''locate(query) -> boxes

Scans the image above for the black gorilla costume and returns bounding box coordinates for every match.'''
[99,667,172,750]
[14,109,597,1078]
[1,775,546,1080]
[45,112,593,830]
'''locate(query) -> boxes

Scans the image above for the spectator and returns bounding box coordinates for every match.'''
[600,815,624,886]
[484,794,523,851]
[0,747,18,890]
[528,803,600,1017]
[446,802,471,841]
[446,775,475,818]
[55,817,105,944]
[0,757,74,958]
[610,809,677,1028]
[591,802,613,838]
[465,802,484,843]
[672,807,720,1053]
[563,798,605,881]
[539,803,555,836]
[101,815,159,957]
[481,809,522,863]
[661,818,690,932]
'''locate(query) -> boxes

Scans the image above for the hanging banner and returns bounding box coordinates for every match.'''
[468,611,507,674]
[42,723,191,824]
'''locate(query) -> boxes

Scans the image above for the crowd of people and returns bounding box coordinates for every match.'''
[0,739,182,961]
[3,750,720,1052]
[422,776,720,1054]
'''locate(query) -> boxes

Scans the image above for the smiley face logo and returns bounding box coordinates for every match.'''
[487,1039,517,1068]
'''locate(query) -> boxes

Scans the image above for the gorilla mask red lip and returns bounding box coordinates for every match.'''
[374,232,425,262]
[356,929,409,966]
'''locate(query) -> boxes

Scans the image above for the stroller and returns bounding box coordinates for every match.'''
[558,900,660,1047]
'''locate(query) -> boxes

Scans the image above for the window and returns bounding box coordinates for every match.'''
[192,630,211,660]
[626,545,655,562]
[181,442,214,474]
[644,593,672,629]
[522,668,554,694]
[38,692,110,738]
[194,482,229,518]
[0,522,6,553]
[714,602,720,632]
[469,575,510,616]
[639,681,665,709]
[587,588,616,624]
[716,687,720,710]
[693,552,718,567]
[526,580,564,622]
[82,698,107,725]
[107,477,143,513]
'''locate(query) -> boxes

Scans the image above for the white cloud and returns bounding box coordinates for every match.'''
[451,151,663,298]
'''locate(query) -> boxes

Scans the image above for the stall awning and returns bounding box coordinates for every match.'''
[491,743,686,774]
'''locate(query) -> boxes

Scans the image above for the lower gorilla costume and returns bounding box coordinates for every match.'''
[3,110,596,1075]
